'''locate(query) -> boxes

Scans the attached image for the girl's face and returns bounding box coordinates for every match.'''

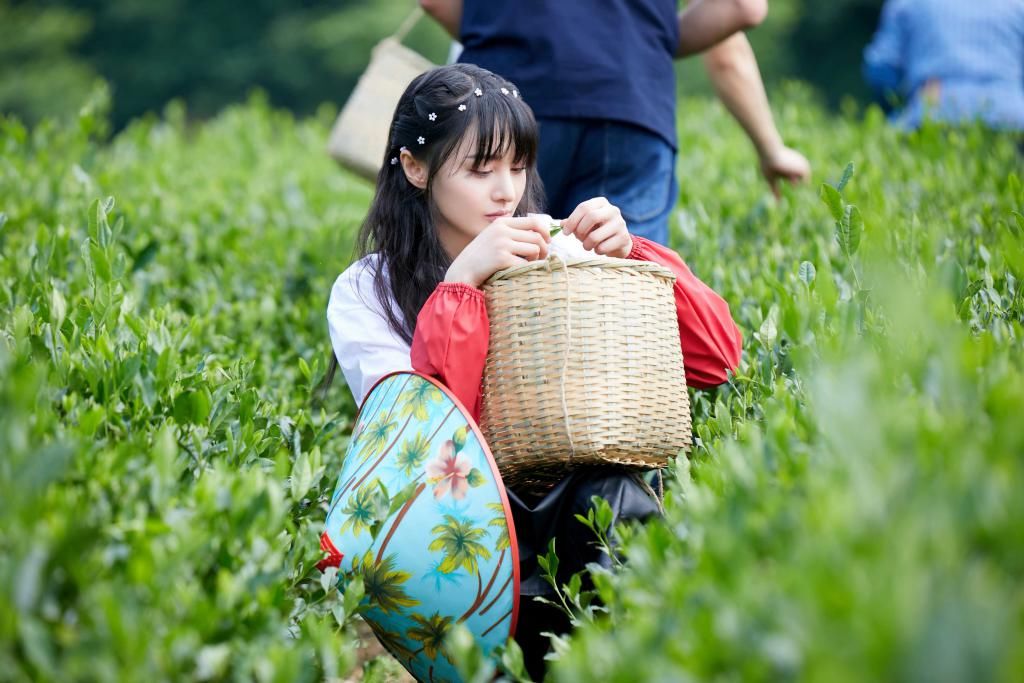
[429,136,528,257]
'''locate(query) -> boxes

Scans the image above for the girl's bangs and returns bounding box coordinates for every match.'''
[457,95,538,170]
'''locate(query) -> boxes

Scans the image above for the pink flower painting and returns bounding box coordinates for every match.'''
[426,440,472,501]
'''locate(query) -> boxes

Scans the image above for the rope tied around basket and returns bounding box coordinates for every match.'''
[545,254,576,459]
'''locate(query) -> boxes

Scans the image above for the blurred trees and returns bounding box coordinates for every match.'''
[0,0,451,127]
[0,2,99,122]
[1,0,884,127]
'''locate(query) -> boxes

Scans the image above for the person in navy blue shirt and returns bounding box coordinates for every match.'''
[420,0,811,246]
[863,0,1024,132]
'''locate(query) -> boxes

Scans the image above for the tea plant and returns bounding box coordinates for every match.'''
[1,83,1021,681]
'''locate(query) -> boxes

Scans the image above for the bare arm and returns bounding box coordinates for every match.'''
[419,0,462,39]
[703,32,810,194]
[676,0,767,58]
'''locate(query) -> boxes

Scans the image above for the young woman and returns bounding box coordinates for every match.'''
[325,63,742,677]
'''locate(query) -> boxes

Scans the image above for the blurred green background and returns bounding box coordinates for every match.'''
[1,0,884,129]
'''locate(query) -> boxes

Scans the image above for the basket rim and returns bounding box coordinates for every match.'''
[485,254,676,284]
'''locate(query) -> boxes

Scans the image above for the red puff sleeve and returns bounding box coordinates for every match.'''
[410,282,490,422]
[627,236,743,388]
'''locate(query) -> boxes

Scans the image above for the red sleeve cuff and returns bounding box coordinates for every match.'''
[626,234,648,261]
[435,281,485,300]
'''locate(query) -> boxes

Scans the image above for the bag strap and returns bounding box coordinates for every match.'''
[392,6,424,44]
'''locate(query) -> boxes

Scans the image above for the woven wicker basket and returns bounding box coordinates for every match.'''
[326,12,434,181]
[479,255,692,490]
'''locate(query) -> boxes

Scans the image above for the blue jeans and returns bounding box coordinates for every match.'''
[536,118,677,246]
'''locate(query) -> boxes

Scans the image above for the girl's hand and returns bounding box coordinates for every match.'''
[444,216,551,288]
[560,197,633,258]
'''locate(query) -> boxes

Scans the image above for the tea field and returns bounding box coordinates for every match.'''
[1,85,1022,681]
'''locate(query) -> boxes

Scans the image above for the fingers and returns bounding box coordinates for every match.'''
[504,228,549,261]
[507,238,547,261]
[763,147,811,188]
[783,161,810,183]
[585,223,633,256]
[502,215,553,244]
[579,206,623,244]
[495,216,550,262]
[500,254,531,269]
[567,205,626,254]
[575,220,614,251]
[561,196,610,237]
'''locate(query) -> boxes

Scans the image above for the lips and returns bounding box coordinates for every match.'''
[486,212,512,220]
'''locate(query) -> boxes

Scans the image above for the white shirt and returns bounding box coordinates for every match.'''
[327,254,412,406]
[326,230,597,406]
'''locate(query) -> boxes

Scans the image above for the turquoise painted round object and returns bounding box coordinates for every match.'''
[320,372,520,682]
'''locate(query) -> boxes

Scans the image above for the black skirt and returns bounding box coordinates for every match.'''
[507,467,664,596]
[506,467,663,679]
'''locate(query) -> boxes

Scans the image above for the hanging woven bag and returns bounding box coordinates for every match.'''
[326,8,433,181]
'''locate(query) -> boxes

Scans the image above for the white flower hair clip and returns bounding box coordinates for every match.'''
[458,104,467,112]
[390,157,398,165]
[500,87,509,95]
[474,88,482,97]
[512,89,519,98]
[400,146,408,152]
[417,136,425,145]
[428,112,437,121]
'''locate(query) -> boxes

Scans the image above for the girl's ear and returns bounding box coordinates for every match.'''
[399,150,428,190]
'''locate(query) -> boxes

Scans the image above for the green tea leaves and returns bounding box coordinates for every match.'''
[821,163,864,262]
[798,261,817,287]
[820,183,844,222]
[836,161,854,192]
[131,239,160,273]
[49,287,67,329]
[3,88,1023,683]
[837,204,863,255]
[173,388,212,425]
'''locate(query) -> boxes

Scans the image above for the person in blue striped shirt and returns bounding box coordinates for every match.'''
[863,0,1024,131]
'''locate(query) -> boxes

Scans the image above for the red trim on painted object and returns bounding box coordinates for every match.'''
[316,531,345,572]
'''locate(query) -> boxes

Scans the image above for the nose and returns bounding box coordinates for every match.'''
[492,168,515,204]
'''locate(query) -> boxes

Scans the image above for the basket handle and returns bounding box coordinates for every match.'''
[392,6,424,44]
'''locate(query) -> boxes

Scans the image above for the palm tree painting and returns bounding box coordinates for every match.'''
[354,414,398,464]
[399,379,443,420]
[330,413,399,509]
[344,385,457,500]
[435,493,472,522]
[366,619,416,664]
[428,514,493,575]
[486,502,511,551]
[407,612,455,662]
[421,559,464,592]
[355,550,421,614]
[394,432,432,477]
[338,484,377,538]
[458,503,512,621]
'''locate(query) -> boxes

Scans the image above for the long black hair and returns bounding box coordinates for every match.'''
[320,63,544,395]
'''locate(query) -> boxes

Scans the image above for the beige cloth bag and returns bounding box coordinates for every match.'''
[326,9,435,181]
